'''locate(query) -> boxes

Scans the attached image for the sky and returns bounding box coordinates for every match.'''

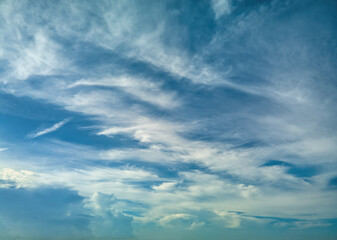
[0,0,337,239]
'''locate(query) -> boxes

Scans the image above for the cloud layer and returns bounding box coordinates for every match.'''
[0,0,336,239]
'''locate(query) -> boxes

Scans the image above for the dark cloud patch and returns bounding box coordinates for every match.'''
[328,176,337,189]
[286,165,320,178]
[261,160,293,167]
[261,160,320,178]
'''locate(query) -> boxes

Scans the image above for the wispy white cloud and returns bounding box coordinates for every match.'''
[69,76,180,109]
[28,118,71,138]
[212,0,232,19]
[152,181,178,192]
[0,0,336,237]
[158,213,198,228]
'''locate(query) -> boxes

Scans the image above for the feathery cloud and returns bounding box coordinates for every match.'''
[28,118,71,138]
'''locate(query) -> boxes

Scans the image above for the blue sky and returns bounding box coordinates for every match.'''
[0,0,337,239]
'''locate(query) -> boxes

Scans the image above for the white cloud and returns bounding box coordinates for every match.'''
[1,31,71,81]
[28,118,71,138]
[88,192,134,239]
[0,168,37,188]
[212,0,232,19]
[69,76,180,109]
[158,213,197,228]
[98,117,186,146]
[274,220,332,229]
[214,210,242,228]
[0,0,336,233]
[90,192,117,216]
[37,166,161,198]
[152,182,178,192]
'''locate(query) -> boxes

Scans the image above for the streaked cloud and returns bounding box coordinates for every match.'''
[0,0,336,239]
[28,118,71,138]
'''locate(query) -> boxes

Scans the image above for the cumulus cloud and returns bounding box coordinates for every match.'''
[158,213,199,228]
[214,210,242,228]
[89,192,134,239]
[0,168,37,188]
